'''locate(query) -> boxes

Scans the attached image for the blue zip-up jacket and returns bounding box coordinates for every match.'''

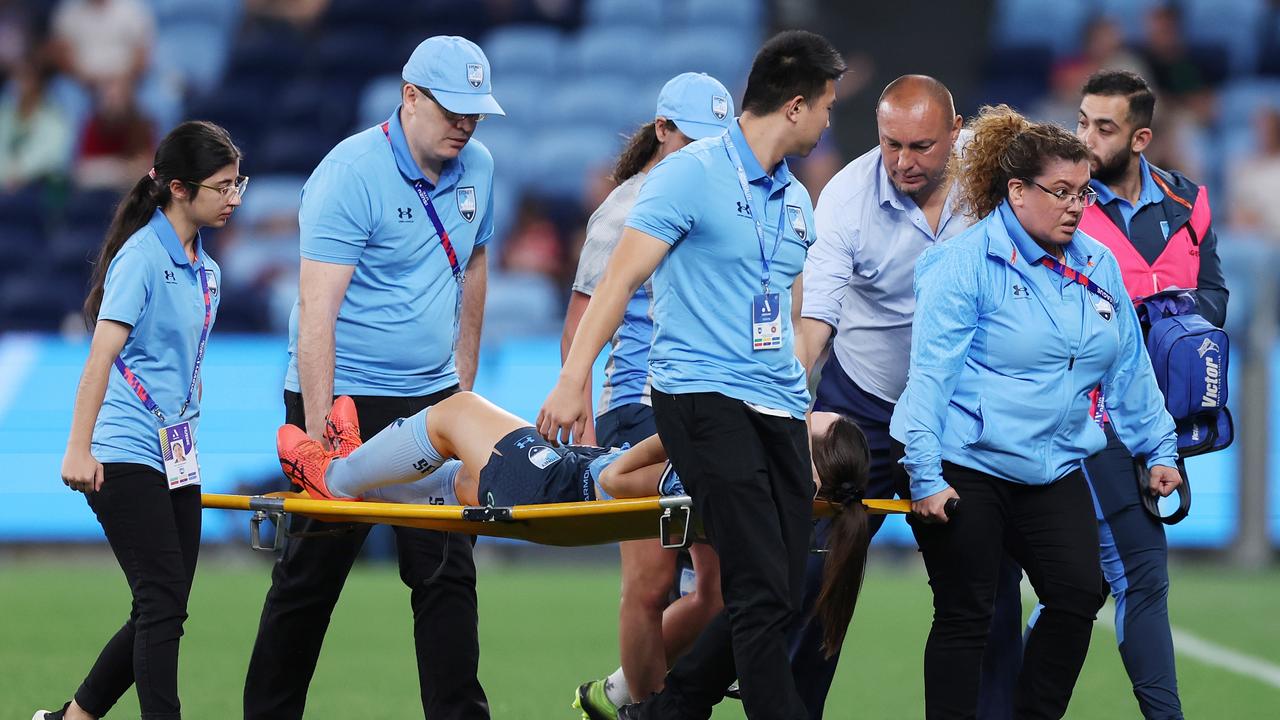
[890,201,1178,500]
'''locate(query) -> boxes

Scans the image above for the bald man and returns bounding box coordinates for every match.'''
[790,76,1023,719]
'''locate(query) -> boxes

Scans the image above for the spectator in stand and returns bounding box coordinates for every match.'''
[1230,107,1280,241]
[1034,17,1150,128]
[0,61,74,190]
[75,77,155,190]
[50,0,153,91]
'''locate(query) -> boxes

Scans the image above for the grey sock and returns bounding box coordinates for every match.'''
[364,460,462,505]
[325,408,445,498]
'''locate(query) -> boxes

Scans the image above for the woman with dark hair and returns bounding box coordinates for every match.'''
[559,71,735,716]
[890,104,1181,719]
[276,395,873,653]
[36,120,244,720]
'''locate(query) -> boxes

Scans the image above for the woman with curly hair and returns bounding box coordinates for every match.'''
[889,105,1182,720]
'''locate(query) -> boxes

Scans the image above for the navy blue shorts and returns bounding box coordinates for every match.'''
[476,428,608,507]
[595,402,657,449]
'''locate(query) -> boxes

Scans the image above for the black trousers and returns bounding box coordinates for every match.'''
[636,391,813,720]
[910,464,1106,720]
[243,389,488,720]
[75,463,202,720]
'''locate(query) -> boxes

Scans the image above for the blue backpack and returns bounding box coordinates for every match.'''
[1137,290,1233,458]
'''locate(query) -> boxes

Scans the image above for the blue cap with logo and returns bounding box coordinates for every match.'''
[403,36,505,117]
[655,72,733,140]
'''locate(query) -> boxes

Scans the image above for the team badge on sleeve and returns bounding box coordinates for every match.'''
[786,205,808,242]
[466,63,484,88]
[457,186,477,222]
[712,95,728,120]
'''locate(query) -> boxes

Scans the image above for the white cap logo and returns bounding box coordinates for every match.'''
[712,95,728,120]
[466,63,484,88]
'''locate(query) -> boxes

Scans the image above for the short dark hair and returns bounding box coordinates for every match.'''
[741,30,847,115]
[1081,70,1155,130]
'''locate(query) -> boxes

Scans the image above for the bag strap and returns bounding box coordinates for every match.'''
[1135,457,1191,525]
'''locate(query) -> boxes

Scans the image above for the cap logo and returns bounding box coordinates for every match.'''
[712,95,728,120]
[466,63,484,88]
[457,186,476,222]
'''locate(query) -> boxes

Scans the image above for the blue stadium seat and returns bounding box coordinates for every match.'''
[135,71,183,135]
[0,187,46,230]
[473,123,534,190]
[321,0,405,30]
[1096,0,1164,43]
[0,273,79,330]
[584,0,664,29]
[482,25,566,81]
[487,74,550,128]
[235,174,306,228]
[1218,79,1280,131]
[255,128,333,176]
[652,30,754,92]
[1182,0,1265,73]
[357,76,406,131]
[63,190,121,230]
[272,77,358,140]
[151,20,230,95]
[991,0,1091,56]
[148,0,242,35]
[680,0,764,32]
[545,78,651,135]
[307,28,403,84]
[566,26,657,78]
[227,22,305,83]
[523,128,620,201]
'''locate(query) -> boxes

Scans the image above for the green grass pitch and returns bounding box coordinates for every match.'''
[3,555,1277,718]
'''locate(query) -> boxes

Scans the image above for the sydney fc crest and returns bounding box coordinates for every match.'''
[712,95,728,120]
[204,268,219,298]
[466,63,484,88]
[527,445,560,469]
[786,204,808,242]
[457,186,477,222]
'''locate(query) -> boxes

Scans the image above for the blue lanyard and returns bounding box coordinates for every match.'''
[722,133,787,293]
[382,122,465,347]
[113,266,212,424]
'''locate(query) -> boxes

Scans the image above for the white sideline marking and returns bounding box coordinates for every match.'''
[1026,578,1280,689]
[1167,627,1280,689]
[0,334,40,420]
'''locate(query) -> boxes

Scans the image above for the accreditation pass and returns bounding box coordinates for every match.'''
[159,421,200,489]
[752,292,782,350]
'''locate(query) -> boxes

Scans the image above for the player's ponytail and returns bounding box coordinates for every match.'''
[812,414,872,658]
[84,121,239,326]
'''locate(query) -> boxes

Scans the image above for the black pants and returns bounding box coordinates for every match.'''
[791,361,1025,719]
[243,389,488,720]
[75,463,202,720]
[911,464,1106,720]
[636,391,813,720]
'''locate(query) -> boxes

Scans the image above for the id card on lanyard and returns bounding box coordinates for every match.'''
[113,266,212,490]
[723,134,787,351]
[382,122,465,350]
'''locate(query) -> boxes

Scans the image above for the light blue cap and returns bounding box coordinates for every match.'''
[655,72,734,140]
[402,36,505,116]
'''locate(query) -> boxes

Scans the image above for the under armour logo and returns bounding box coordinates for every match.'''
[514,435,537,449]
[397,207,413,220]
[1012,284,1029,298]
[412,458,431,473]
[164,270,177,283]
[735,201,752,217]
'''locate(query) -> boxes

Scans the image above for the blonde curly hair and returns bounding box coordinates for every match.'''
[959,104,1089,219]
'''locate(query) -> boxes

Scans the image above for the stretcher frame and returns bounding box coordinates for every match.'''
[201,492,912,551]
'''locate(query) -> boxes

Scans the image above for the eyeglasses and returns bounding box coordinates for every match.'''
[188,175,250,200]
[415,85,485,124]
[1022,178,1097,208]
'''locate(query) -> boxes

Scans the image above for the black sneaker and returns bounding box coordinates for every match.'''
[32,701,70,720]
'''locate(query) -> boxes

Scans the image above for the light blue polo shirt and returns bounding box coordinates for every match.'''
[625,120,815,419]
[92,209,222,472]
[285,108,495,396]
[1091,155,1163,233]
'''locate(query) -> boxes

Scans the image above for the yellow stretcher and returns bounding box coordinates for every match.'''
[201,493,912,550]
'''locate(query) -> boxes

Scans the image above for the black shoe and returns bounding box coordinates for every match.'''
[724,680,742,700]
[32,701,71,720]
[616,702,642,720]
